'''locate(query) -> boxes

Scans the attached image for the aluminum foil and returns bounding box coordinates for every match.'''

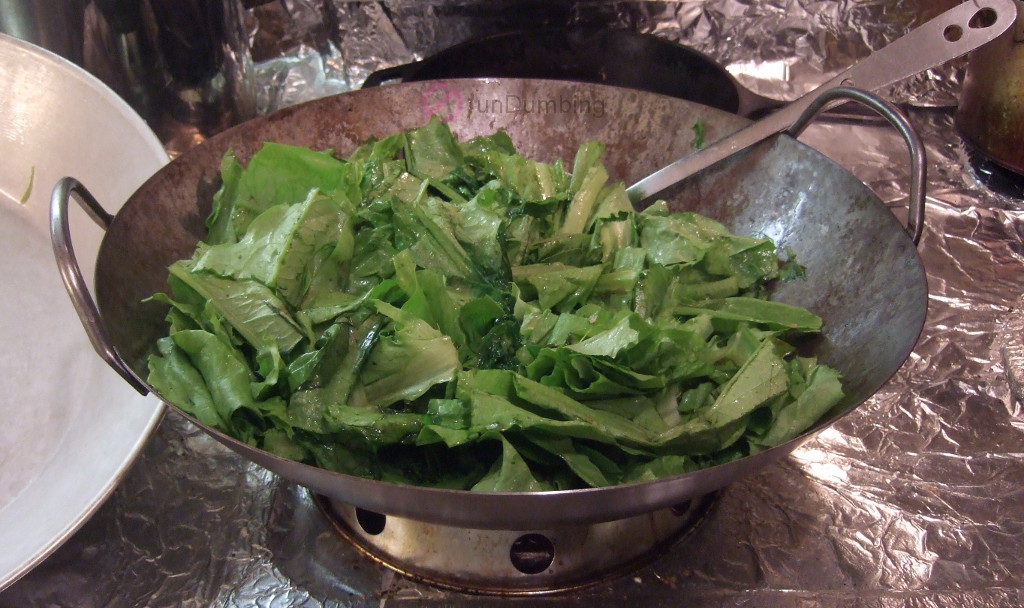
[2,1,1023,606]
[145,0,969,152]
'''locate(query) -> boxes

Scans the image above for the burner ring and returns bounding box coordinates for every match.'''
[313,492,718,596]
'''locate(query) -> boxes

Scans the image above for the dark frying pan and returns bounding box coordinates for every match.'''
[362,27,783,119]
[52,78,928,529]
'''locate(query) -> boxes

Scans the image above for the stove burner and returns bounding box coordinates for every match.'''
[313,493,718,595]
[965,145,1024,200]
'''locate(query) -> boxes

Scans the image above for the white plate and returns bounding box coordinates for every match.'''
[0,34,167,590]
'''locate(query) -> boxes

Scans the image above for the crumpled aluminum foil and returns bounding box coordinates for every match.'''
[152,0,969,155]
[3,1,1022,606]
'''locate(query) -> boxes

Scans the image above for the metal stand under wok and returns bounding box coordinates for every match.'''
[314,493,718,595]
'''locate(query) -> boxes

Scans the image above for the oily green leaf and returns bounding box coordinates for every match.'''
[148,336,223,428]
[355,302,460,408]
[165,330,265,438]
[526,434,616,487]
[223,143,354,239]
[702,340,789,427]
[206,151,245,245]
[676,297,823,332]
[755,364,844,448]
[406,117,464,180]
[167,262,305,353]
[470,434,550,492]
[622,454,698,484]
[193,191,350,308]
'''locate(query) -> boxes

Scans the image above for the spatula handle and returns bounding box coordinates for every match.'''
[829,0,1018,94]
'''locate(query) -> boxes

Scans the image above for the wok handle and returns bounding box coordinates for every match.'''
[784,87,926,246]
[50,177,151,395]
[362,62,414,87]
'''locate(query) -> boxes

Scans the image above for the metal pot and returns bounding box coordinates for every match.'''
[51,79,928,530]
[955,0,1024,174]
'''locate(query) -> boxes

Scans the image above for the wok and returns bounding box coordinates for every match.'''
[52,78,928,530]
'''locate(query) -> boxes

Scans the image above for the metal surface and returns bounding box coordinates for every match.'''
[627,0,1017,204]
[50,177,150,394]
[58,78,927,530]
[632,86,928,244]
[0,33,166,591]
[0,0,86,64]
[319,495,716,594]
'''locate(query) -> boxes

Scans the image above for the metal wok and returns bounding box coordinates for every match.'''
[53,79,927,530]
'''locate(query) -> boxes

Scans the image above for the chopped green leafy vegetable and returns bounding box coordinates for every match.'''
[19,166,34,204]
[147,118,844,491]
[691,118,707,150]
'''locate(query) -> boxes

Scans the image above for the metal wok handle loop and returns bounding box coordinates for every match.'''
[50,177,150,395]
[785,87,926,246]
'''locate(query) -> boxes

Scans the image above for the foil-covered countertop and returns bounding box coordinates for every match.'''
[3,1,1023,606]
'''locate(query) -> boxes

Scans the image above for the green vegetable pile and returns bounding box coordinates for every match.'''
[147,118,844,492]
